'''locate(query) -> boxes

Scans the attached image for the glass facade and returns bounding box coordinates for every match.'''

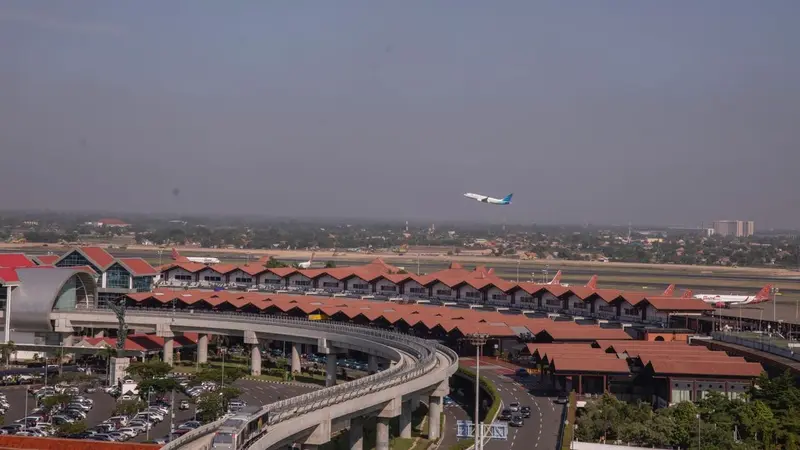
[56,251,101,273]
[105,264,131,289]
[133,276,153,292]
[53,276,78,310]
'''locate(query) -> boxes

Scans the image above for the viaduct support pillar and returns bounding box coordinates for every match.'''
[251,344,262,376]
[163,337,174,365]
[325,354,337,387]
[399,400,412,438]
[291,342,301,373]
[197,334,208,364]
[368,354,378,373]
[348,417,363,450]
[428,395,442,441]
[376,418,390,450]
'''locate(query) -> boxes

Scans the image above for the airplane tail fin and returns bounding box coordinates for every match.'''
[501,193,513,203]
[585,275,598,290]
[171,248,190,263]
[663,284,676,296]
[754,284,773,302]
[681,289,694,298]
[550,270,562,285]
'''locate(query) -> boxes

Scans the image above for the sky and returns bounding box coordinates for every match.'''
[1,1,798,228]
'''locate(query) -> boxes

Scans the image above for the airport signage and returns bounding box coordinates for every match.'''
[456,421,508,440]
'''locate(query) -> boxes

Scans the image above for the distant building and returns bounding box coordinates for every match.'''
[86,218,131,228]
[712,220,755,237]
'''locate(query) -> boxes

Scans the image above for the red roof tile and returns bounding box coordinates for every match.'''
[647,360,763,378]
[0,253,36,268]
[0,268,20,284]
[33,254,60,265]
[118,258,158,276]
[644,296,713,311]
[78,246,116,269]
[552,357,631,374]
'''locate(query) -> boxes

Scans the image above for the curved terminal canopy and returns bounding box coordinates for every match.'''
[10,268,97,332]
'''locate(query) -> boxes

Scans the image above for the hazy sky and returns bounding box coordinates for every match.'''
[1,2,798,228]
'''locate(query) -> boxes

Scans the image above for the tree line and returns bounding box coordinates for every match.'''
[574,371,800,449]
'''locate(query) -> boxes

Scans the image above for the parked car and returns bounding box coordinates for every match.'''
[179,400,190,410]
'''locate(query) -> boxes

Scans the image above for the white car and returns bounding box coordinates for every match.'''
[116,428,140,438]
[508,402,520,412]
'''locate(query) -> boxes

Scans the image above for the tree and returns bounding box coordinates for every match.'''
[127,360,172,381]
[0,341,15,368]
[114,399,147,417]
[324,261,336,268]
[56,421,88,437]
[99,346,118,381]
[41,393,73,413]
[195,392,224,422]
[192,366,246,387]
[264,257,289,268]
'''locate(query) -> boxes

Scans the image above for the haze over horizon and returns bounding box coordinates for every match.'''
[1,2,798,228]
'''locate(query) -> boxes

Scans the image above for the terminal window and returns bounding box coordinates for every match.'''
[408,287,426,295]
[234,277,252,283]
[465,291,481,299]
[435,289,452,297]
[294,280,312,286]
[491,294,508,301]
[380,285,397,292]
[519,296,534,303]
[106,264,131,289]
[322,282,339,288]
[623,308,639,316]
[598,305,615,313]
[351,283,369,290]
[546,299,561,306]
[572,302,587,310]
[175,274,192,281]
[203,276,222,282]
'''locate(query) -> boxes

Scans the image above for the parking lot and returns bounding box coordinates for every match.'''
[0,374,317,443]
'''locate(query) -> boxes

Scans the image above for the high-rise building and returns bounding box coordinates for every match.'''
[712,220,755,237]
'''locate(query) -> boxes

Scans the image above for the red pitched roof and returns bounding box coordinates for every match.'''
[34,254,60,265]
[647,360,763,378]
[76,247,115,269]
[118,258,158,277]
[97,218,129,226]
[552,357,631,374]
[644,296,712,311]
[0,268,20,284]
[0,253,36,268]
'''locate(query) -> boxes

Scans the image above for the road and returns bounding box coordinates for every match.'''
[460,358,563,450]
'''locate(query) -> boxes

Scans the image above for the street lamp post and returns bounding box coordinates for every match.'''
[466,333,489,450]
[516,260,520,283]
[771,287,779,324]
[221,348,226,388]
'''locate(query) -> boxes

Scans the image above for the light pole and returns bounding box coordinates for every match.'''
[771,287,779,324]
[466,333,489,450]
[516,260,520,283]
[220,348,226,388]
[697,413,701,450]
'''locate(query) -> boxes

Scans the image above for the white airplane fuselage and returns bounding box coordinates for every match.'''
[463,193,512,205]
[186,256,220,264]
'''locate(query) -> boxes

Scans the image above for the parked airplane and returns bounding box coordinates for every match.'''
[546,270,563,285]
[694,285,772,307]
[463,192,513,205]
[585,275,598,290]
[171,248,220,265]
[297,252,316,269]
[663,284,676,296]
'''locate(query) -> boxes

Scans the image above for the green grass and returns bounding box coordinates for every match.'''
[727,331,795,349]
[389,437,417,450]
[560,392,577,450]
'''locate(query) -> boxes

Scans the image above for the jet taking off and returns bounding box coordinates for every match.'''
[464,192,513,205]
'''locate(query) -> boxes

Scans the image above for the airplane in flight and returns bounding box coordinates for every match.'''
[463,192,513,205]
[171,248,220,265]
[694,284,773,307]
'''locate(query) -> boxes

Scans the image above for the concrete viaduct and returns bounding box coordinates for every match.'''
[49,308,459,450]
